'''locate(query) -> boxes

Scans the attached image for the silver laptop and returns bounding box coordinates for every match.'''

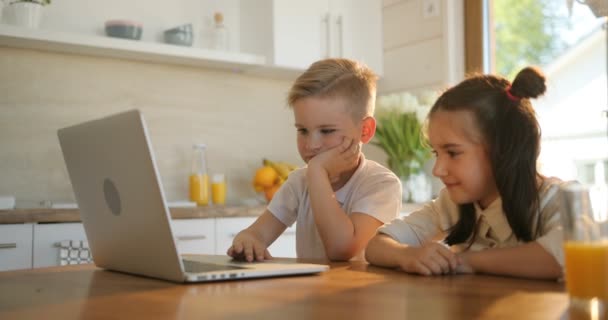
[57,109,328,283]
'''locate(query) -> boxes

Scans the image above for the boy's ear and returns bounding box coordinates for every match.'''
[360,116,376,144]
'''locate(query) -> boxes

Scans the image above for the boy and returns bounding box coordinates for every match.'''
[227,58,402,261]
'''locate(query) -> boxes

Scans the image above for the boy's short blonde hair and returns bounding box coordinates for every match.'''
[287,58,378,121]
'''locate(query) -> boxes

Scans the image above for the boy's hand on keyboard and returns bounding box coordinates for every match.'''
[227,229,273,262]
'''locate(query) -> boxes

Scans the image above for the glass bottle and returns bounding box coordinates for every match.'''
[189,144,209,206]
[211,12,228,51]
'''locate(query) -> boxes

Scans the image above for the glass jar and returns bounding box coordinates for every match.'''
[189,144,209,206]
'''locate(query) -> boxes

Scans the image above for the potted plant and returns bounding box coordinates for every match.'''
[372,92,434,203]
[2,0,51,29]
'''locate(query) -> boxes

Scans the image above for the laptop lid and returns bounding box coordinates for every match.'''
[58,110,328,283]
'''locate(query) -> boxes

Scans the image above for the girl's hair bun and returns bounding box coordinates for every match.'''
[510,66,546,99]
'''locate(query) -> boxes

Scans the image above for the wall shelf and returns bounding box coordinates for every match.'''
[0,24,301,80]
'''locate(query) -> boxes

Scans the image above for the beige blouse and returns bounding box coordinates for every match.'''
[378,177,568,266]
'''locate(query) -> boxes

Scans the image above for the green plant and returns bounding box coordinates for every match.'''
[10,0,51,5]
[372,92,433,179]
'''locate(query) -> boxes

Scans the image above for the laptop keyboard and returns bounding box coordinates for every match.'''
[182,259,245,273]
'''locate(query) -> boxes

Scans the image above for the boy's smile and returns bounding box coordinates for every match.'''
[293,96,362,163]
[428,110,498,209]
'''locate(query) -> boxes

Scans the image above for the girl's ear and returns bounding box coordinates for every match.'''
[360,116,376,144]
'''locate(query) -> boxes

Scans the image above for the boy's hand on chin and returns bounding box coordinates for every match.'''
[308,137,360,181]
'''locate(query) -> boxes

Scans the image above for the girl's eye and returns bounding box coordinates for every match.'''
[321,129,336,134]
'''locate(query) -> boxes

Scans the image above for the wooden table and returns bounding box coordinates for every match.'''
[0,259,574,319]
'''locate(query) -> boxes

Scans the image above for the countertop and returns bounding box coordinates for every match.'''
[0,205,267,224]
[0,202,424,224]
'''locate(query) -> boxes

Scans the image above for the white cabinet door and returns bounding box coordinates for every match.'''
[171,219,215,255]
[0,224,33,271]
[240,0,383,74]
[33,223,87,268]
[329,0,384,75]
[267,223,296,258]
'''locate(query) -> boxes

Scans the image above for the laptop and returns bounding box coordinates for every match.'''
[57,109,328,283]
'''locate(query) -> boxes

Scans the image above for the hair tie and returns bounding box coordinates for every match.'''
[505,85,520,102]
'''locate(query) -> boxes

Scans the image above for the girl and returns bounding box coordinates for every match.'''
[366,67,567,280]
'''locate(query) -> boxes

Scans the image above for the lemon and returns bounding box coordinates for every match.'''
[253,166,278,188]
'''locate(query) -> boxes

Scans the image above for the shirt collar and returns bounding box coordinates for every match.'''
[474,197,512,242]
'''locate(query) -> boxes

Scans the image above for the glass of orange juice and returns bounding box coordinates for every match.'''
[211,173,226,205]
[561,183,607,318]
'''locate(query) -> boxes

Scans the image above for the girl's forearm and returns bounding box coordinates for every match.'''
[462,241,562,280]
[365,234,406,268]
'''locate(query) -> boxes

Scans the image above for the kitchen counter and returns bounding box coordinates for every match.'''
[0,202,424,224]
[0,205,267,224]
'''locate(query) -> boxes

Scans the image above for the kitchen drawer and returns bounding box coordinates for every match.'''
[171,219,215,255]
[215,217,296,258]
[33,223,87,268]
[0,224,33,271]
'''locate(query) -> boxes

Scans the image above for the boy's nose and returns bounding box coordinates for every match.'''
[306,134,323,151]
[432,159,447,177]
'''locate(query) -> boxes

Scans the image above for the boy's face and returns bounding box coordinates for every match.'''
[428,110,498,209]
[293,96,362,163]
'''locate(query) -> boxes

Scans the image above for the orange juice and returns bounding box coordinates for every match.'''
[189,173,209,206]
[211,181,226,205]
[563,240,608,301]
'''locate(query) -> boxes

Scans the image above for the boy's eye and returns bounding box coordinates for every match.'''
[321,128,336,134]
[447,151,461,158]
[297,128,308,135]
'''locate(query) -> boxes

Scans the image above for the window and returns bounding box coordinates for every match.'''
[467,0,607,189]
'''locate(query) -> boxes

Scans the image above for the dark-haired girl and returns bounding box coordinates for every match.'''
[366,67,567,280]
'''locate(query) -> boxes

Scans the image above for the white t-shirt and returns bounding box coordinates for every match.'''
[268,155,402,260]
[378,176,568,266]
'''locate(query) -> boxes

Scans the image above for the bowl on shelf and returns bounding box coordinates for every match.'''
[104,20,143,40]
[163,23,193,47]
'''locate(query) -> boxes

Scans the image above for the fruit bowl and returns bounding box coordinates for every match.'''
[252,159,298,203]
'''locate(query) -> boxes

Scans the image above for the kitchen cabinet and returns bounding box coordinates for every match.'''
[171,219,215,255]
[33,222,87,268]
[216,217,297,258]
[0,224,33,271]
[240,0,383,75]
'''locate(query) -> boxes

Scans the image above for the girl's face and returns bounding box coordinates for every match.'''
[428,110,498,209]
[293,96,361,163]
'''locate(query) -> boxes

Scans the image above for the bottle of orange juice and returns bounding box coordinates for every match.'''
[189,144,209,206]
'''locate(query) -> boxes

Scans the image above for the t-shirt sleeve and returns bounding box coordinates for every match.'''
[266,169,302,227]
[349,172,402,224]
[535,180,566,267]
[378,190,453,246]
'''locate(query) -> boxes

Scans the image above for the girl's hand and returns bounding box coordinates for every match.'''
[308,137,360,182]
[453,252,474,274]
[397,242,459,276]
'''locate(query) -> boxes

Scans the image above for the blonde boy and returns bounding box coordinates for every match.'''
[227,58,402,261]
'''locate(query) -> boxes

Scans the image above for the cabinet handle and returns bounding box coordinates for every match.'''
[0,243,17,249]
[176,235,207,241]
[321,13,331,58]
[335,15,343,57]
